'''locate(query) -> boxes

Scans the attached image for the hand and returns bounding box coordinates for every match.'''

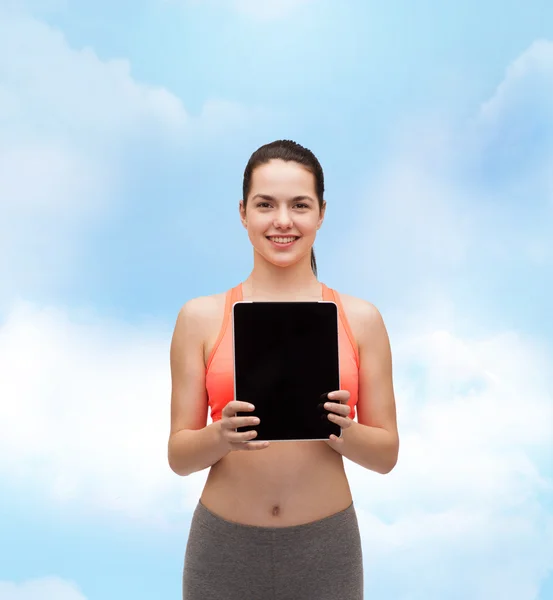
[219,401,270,452]
[324,390,353,444]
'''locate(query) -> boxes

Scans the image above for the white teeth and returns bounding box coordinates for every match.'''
[269,237,297,243]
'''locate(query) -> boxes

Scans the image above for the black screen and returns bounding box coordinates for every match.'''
[233,301,341,441]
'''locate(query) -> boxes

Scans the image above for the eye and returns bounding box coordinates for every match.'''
[295,203,309,209]
[257,202,272,208]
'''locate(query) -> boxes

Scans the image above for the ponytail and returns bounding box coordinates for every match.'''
[310,248,317,277]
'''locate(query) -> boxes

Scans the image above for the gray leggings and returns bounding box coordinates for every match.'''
[183,500,363,599]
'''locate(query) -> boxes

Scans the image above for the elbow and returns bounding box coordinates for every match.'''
[168,457,190,477]
[167,435,191,477]
[377,439,399,475]
[168,452,188,477]
[377,458,397,475]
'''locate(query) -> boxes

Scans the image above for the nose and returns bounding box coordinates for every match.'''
[274,205,293,229]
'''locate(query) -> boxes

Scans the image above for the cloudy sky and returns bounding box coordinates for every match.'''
[1,0,552,598]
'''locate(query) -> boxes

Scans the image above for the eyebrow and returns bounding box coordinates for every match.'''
[251,194,315,203]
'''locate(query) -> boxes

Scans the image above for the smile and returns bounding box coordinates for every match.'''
[266,236,300,247]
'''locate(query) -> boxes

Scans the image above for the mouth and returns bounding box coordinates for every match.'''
[266,236,300,247]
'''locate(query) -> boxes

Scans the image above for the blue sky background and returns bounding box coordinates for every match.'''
[1,0,552,598]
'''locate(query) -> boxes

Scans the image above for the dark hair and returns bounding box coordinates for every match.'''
[242,140,325,277]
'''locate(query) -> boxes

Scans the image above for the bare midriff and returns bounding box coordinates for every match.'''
[200,441,353,527]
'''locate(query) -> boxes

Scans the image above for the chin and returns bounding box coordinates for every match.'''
[253,247,293,265]
[269,254,304,269]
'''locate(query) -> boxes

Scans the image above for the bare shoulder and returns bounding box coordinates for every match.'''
[337,292,385,336]
[175,291,228,364]
[177,292,226,327]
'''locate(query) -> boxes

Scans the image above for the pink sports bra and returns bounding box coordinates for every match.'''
[205,282,360,422]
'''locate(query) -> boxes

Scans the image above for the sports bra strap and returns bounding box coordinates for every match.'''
[205,286,235,372]
[321,283,360,367]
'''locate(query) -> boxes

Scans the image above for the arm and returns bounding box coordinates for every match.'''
[167,299,231,476]
[326,302,399,474]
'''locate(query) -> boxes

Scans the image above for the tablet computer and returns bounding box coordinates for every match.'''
[232,300,341,442]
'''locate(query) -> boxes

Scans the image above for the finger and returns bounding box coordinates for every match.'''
[229,438,268,451]
[240,441,270,451]
[324,401,351,417]
[225,429,259,443]
[222,415,260,430]
[327,390,350,402]
[222,401,255,417]
[327,413,352,427]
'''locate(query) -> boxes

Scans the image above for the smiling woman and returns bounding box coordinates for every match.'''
[168,140,399,599]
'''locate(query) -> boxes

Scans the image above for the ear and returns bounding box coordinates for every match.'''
[317,200,327,230]
[239,199,247,228]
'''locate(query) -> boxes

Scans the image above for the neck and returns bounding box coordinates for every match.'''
[243,250,320,299]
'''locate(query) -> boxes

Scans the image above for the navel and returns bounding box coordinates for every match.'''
[271,505,281,517]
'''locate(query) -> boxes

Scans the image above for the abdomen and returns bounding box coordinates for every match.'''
[200,441,353,527]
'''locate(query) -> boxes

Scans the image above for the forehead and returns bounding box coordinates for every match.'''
[250,159,316,196]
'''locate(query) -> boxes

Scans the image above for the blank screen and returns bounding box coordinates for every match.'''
[233,301,341,441]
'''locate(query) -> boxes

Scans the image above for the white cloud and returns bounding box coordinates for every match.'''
[0,301,208,522]
[351,325,553,509]
[0,7,260,310]
[0,10,187,138]
[474,38,553,202]
[479,39,553,125]
[356,505,552,599]
[0,577,86,600]
[0,8,187,307]
[339,39,553,304]
[342,317,553,599]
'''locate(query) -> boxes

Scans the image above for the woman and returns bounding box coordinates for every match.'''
[169,140,399,599]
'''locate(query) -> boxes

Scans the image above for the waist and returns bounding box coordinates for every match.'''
[193,498,357,541]
[200,441,352,527]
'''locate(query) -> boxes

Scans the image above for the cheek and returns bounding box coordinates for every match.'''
[247,214,271,234]
[300,214,320,234]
